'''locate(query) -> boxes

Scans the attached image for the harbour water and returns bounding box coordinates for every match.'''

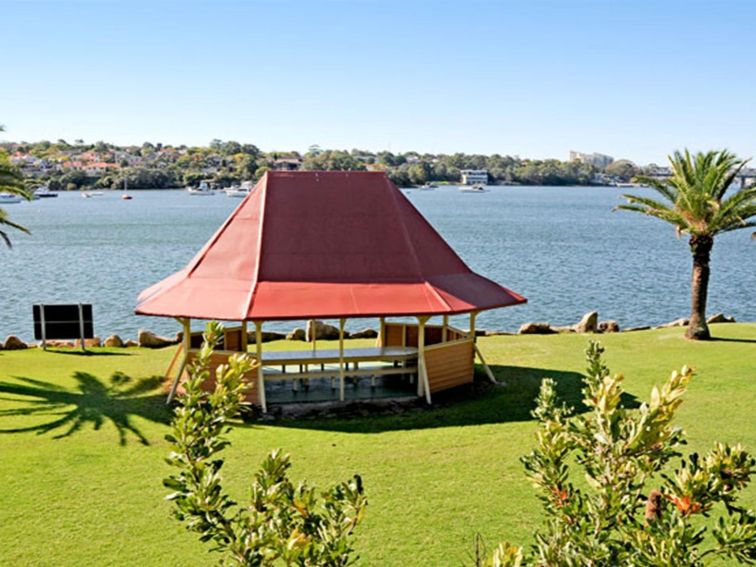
[1,186,753,341]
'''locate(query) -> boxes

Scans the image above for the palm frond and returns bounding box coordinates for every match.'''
[0,207,30,248]
[719,220,756,234]
[630,176,677,203]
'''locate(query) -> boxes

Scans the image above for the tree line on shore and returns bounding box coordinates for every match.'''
[1,138,643,190]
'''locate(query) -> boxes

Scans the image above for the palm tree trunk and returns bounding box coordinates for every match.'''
[686,235,713,340]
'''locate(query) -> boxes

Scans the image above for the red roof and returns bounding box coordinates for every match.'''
[136,171,526,321]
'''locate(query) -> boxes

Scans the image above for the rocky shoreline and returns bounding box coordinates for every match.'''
[0,313,740,351]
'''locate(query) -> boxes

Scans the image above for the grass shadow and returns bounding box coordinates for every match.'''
[709,337,756,344]
[264,364,639,434]
[0,371,171,445]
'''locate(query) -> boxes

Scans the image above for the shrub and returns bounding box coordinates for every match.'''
[483,342,756,566]
[164,322,367,566]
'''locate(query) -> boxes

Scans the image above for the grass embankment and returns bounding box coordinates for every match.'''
[0,324,754,566]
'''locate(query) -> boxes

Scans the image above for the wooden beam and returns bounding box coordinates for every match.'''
[379,317,386,346]
[469,311,478,340]
[417,315,431,404]
[167,317,191,404]
[338,318,346,402]
[255,320,267,413]
[240,320,248,351]
[442,314,449,342]
[475,343,497,384]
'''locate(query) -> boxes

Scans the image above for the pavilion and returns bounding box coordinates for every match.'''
[135,171,526,412]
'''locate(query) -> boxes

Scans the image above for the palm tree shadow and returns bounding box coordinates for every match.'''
[0,371,171,445]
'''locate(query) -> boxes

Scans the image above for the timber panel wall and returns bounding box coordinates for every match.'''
[179,351,260,404]
[424,340,475,394]
[385,324,405,347]
[383,323,465,348]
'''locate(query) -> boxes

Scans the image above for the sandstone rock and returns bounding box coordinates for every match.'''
[552,325,576,333]
[597,320,620,333]
[262,331,286,343]
[287,328,306,341]
[245,331,287,344]
[659,318,689,328]
[707,313,736,324]
[350,328,378,339]
[624,326,651,332]
[3,335,28,350]
[518,322,556,335]
[124,339,139,347]
[574,311,598,333]
[103,334,124,347]
[138,329,178,348]
[306,320,341,341]
[46,339,75,348]
[74,337,102,348]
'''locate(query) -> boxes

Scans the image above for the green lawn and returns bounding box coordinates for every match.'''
[0,324,754,566]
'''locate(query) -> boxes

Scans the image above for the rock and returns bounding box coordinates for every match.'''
[574,311,598,333]
[552,325,576,333]
[103,334,124,347]
[137,329,178,348]
[74,337,102,348]
[350,328,378,339]
[659,318,689,328]
[306,320,341,341]
[597,320,620,333]
[245,331,287,344]
[3,335,28,350]
[707,313,736,324]
[518,322,556,335]
[624,326,651,332]
[124,339,139,347]
[287,328,306,341]
[46,339,75,348]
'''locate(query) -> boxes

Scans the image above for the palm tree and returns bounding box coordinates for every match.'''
[617,150,755,340]
[0,124,31,247]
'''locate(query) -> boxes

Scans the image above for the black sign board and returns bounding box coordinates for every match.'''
[33,304,94,341]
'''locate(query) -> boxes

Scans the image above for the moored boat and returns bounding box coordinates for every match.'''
[34,185,58,198]
[187,181,215,195]
[225,181,253,198]
[459,183,488,193]
[0,193,23,204]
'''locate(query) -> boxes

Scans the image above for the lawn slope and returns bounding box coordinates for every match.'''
[0,324,753,566]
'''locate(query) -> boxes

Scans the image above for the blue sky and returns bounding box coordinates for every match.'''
[2,0,755,164]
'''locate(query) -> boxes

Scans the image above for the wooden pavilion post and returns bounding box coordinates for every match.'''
[442,314,449,342]
[469,311,497,384]
[379,317,386,346]
[167,317,191,404]
[417,315,431,404]
[338,318,346,402]
[254,320,267,413]
[240,320,248,351]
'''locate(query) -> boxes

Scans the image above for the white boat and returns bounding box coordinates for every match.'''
[34,185,58,198]
[225,181,253,198]
[459,184,488,193]
[187,181,215,195]
[82,191,104,198]
[417,183,437,191]
[0,193,23,204]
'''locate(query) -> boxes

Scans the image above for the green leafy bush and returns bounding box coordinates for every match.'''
[484,342,756,566]
[164,322,367,566]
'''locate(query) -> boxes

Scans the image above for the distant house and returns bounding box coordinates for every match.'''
[460,169,489,185]
[272,157,302,171]
[84,162,120,176]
